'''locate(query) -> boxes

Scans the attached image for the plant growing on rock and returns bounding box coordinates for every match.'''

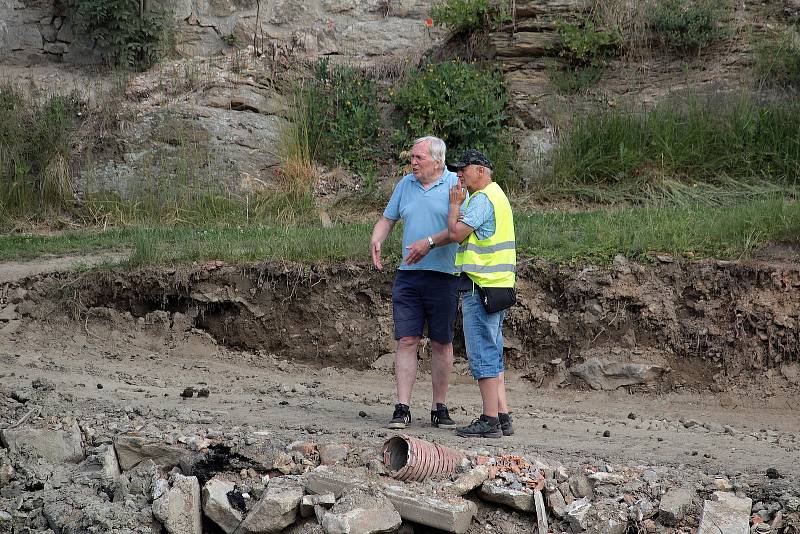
[67,0,172,70]
[429,0,510,36]
[754,29,800,90]
[556,20,622,68]
[391,60,515,185]
[0,85,78,215]
[550,19,621,94]
[288,59,384,178]
[645,0,729,55]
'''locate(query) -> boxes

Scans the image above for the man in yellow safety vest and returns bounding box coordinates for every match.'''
[447,149,516,438]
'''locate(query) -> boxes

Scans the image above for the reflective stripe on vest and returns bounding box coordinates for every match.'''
[457,241,516,254]
[455,182,516,288]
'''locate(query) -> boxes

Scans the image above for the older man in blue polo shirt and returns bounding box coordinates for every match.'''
[370,136,463,430]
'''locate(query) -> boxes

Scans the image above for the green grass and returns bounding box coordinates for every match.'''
[548,94,800,190]
[2,196,798,267]
[754,29,800,90]
[125,224,401,266]
[517,196,800,264]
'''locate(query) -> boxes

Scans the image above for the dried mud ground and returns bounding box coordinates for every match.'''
[3,320,800,478]
[1,255,799,534]
[1,255,798,480]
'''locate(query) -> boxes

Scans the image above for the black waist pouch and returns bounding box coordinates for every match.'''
[476,285,517,313]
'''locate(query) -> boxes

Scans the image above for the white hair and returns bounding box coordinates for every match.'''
[413,136,446,168]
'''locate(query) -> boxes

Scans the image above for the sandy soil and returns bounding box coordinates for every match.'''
[3,318,798,480]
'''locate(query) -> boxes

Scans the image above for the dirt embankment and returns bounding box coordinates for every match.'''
[9,254,800,392]
[2,255,800,534]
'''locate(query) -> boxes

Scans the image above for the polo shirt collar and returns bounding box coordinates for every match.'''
[412,170,446,187]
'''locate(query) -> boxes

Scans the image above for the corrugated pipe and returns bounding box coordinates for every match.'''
[381,434,464,482]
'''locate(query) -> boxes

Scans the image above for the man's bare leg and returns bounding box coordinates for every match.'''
[395,336,421,405]
[430,340,453,409]
[478,376,500,418]
[497,371,509,414]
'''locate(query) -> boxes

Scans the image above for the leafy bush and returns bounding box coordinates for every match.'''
[556,20,621,67]
[0,86,78,214]
[646,0,728,55]
[754,30,800,89]
[549,19,620,94]
[68,0,172,70]
[430,0,510,35]
[303,59,384,175]
[392,61,514,184]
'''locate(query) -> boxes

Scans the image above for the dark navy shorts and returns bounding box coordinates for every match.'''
[392,270,460,343]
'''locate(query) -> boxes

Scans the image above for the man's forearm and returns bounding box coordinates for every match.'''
[447,203,461,240]
[371,217,395,244]
[430,228,451,246]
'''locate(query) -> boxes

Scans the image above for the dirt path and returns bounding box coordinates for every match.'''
[3,321,798,479]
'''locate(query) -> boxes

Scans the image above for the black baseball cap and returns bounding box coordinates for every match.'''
[447,148,493,171]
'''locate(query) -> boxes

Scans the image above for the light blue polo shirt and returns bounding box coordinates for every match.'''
[383,170,461,273]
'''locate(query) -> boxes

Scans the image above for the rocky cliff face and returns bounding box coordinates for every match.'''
[0,0,441,66]
[1,0,451,198]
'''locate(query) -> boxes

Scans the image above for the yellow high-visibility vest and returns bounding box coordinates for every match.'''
[455,182,516,288]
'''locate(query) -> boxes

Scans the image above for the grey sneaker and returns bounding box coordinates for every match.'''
[388,403,411,429]
[499,413,514,436]
[456,415,502,438]
[431,403,457,429]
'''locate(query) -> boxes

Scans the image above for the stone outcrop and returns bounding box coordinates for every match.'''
[1,0,446,66]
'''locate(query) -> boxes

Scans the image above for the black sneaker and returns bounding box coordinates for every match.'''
[431,403,457,429]
[499,413,514,436]
[456,415,502,438]
[388,403,411,429]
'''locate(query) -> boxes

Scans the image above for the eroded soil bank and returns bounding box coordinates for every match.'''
[11,255,800,392]
[1,255,799,533]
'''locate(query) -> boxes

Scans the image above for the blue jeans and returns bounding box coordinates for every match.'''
[461,289,506,380]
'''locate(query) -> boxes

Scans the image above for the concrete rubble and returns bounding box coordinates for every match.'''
[0,399,797,534]
[152,472,202,534]
[201,477,243,533]
[698,491,753,534]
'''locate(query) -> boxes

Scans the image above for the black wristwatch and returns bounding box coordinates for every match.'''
[427,236,435,249]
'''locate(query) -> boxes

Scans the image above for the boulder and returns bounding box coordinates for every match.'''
[658,488,693,526]
[320,487,401,534]
[564,497,592,531]
[445,466,489,496]
[547,488,567,518]
[152,473,202,534]
[240,476,304,533]
[115,435,188,471]
[300,492,336,518]
[369,353,394,371]
[0,304,18,321]
[570,358,665,391]
[697,491,752,534]
[319,443,349,466]
[202,478,243,534]
[1,422,84,463]
[74,444,121,486]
